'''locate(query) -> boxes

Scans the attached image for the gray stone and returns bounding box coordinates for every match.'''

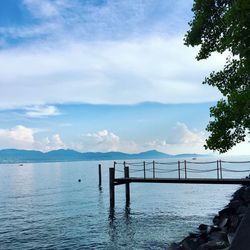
[232,187,245,200]
[241,187,250,203]
[198,240,229,249]
[219,207,235,217]
[213,216,220,226]
[228,215,239,230]
[227,232,235,245]
[228,200,242,210]
[213,215,228,228]
[198,224,208,231]
[181,236,200,250]
[219,217,228,228]
[209,231,228,242]
[167,242,182,250]
[236,205,248,215]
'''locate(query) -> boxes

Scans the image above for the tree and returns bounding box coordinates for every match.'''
[184,0,250,153]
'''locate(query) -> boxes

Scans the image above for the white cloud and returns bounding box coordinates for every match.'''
[0,125,35,149]
[18,0,193,40]
[25,105,61,117]
[80,130,138,152]
[167,122,205,144]
[39,134,67,151]
[0,125,67,151]
[23,0,62,19]
[144,122,207,154]
[0,36,225,108]
[146,140,167,147]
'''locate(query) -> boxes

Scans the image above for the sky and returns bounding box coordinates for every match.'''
[0,0,249,155]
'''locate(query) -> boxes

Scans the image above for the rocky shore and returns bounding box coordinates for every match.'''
[168,181,250,250]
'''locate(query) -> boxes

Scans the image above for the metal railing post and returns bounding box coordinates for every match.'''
[143,161,146,179]
[216,160,219,180]
[178,161,180,179]
[184,160,187,179]
[153,160,155,178]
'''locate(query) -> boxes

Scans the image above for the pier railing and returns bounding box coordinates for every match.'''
[113,160,250,180]
[109,159,250,208]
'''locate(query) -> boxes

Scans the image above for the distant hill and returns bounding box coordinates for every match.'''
[0,149,205,164]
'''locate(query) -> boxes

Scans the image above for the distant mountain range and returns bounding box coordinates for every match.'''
[0,149,205,164]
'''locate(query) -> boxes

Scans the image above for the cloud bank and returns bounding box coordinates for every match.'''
[0,37,225,109]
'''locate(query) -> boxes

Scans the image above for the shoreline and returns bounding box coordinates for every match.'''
[167,179,250,249]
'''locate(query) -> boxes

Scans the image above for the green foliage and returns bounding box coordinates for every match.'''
[185,0,250,153]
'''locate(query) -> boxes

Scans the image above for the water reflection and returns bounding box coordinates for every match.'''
[108,206,136,249]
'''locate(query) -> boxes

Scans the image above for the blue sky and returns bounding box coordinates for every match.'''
[0,0,248,155]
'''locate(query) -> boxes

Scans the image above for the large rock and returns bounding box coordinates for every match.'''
[236,205,248,216]
[198,240,229,250]
[241,187,250,203]
[167,242,183,250]
[209,231,228,242]
[232,186,245,201]
[166,185,250,249]
[227,215,239,231]
[213,215,228,228]
[180,236,201,250]
[228,200,242,210]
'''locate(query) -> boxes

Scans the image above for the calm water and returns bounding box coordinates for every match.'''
[0,157,249,249]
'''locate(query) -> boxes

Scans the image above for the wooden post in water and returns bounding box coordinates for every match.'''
[184,160,187,179]
[125,166,130,206]
[143,161,146,179]
[98,164,102,187]
[109,168,115,208]
[220,160,223,179]
[178,161,180,179]
[153,160,155,178]
[114,161,116,172]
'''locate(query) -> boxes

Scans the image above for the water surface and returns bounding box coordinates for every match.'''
[0,157,248,249]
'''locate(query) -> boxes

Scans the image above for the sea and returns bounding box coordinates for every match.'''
[0,156,249,250]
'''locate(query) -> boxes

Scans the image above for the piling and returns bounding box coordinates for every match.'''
[124,166,130,206]
[98,164,102,187]
[109,168,115,208]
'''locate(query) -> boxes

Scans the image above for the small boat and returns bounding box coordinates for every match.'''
[19,164,23,166]
[192,157,197,160]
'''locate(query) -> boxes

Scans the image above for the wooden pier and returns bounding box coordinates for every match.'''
[109,160,250,208]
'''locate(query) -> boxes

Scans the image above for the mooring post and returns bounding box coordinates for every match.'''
[153,160,155,178]
[184,160,187,179]
[98,164,102,187]
[220,160,223,179]
[216,160,219,180]
[143,161,146,179]
[125,166,130,206]
[178,161,180,179]
[109,168,115,208]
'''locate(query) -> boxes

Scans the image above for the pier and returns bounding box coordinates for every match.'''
[109,160,250,208]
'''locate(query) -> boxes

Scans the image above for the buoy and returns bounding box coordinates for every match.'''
[78,179,81,182]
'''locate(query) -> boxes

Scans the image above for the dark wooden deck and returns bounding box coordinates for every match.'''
[114,177,250,185]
